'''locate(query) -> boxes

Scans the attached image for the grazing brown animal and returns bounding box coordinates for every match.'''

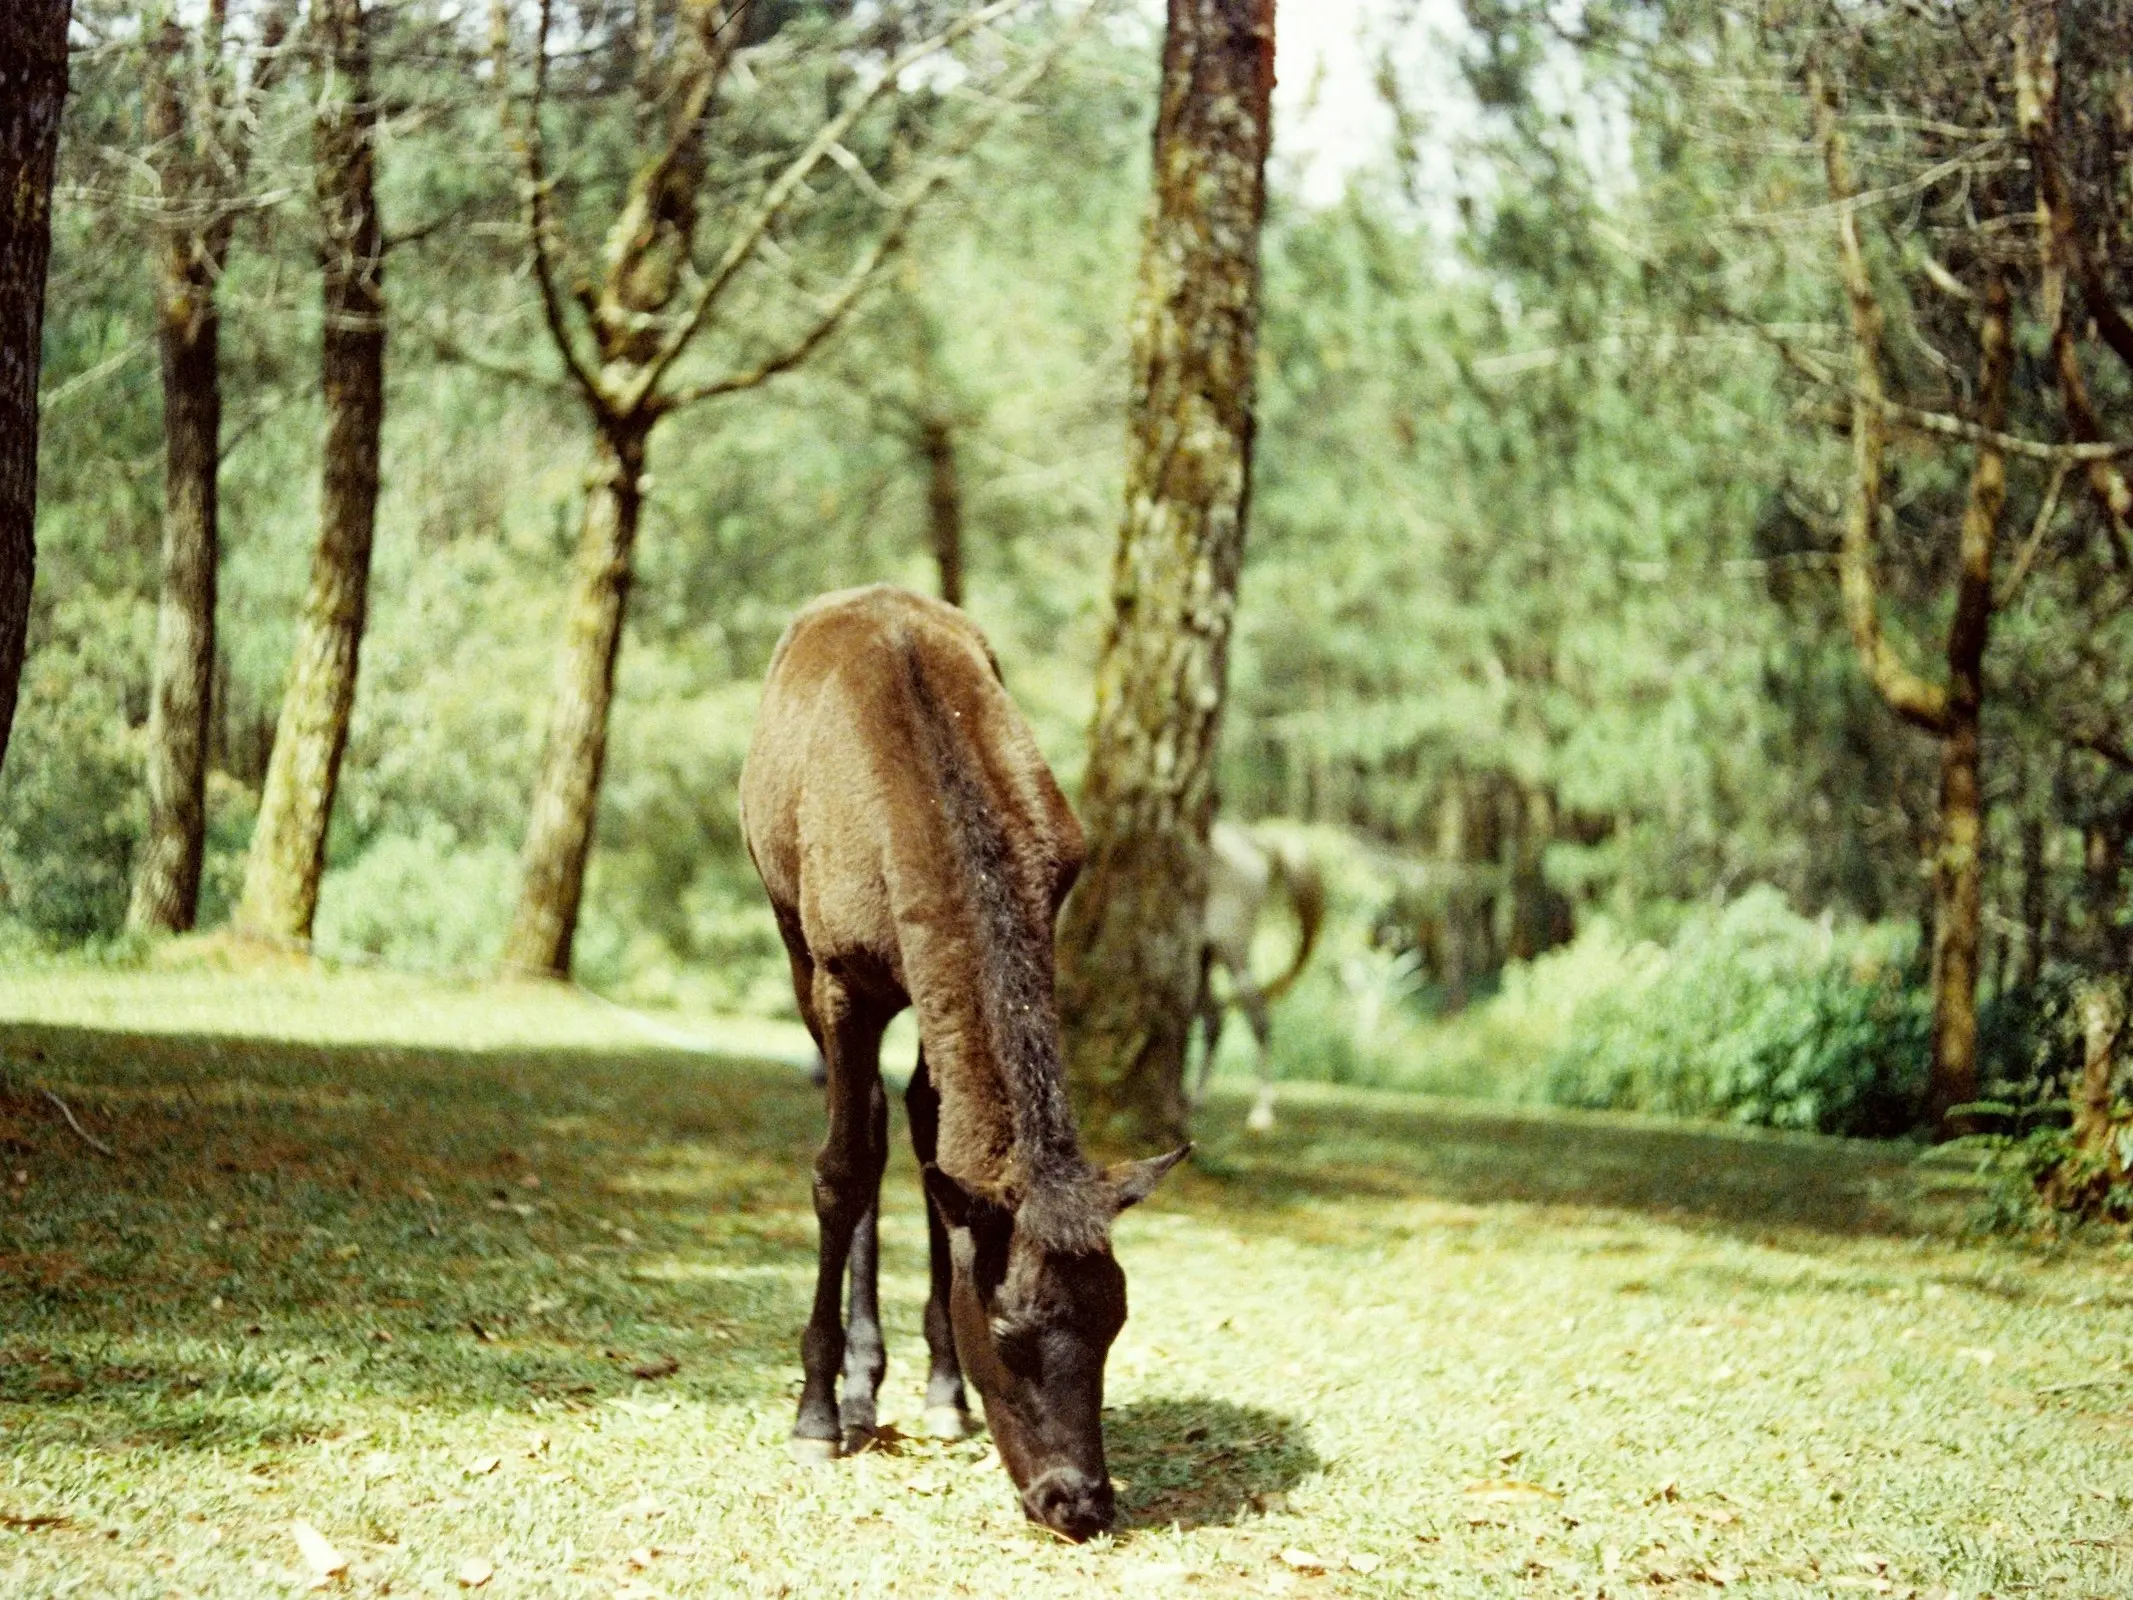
[739,585,1187,1542]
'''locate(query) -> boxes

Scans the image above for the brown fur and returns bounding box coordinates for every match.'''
[740,586,1184,1538]
[740,583,1098,1231]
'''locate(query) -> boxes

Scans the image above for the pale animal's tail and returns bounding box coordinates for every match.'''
[1258,838,1324,1004]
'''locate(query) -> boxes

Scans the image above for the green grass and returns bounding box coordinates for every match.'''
[1,968,2130,1597]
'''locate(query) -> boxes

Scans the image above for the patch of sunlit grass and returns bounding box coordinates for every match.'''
[0,966,2130,1596]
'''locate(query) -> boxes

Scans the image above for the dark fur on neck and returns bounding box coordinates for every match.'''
[903,642,1109,1254]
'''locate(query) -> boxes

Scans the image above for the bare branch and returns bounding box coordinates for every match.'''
[509,0,606,414]
[421,314,575,397]
[2015,0,2133,377]
[633,0,1031,408]
[658,0,1091,415]
[1816,70,1949,736]
[2015,0,2133,569]
[1999,456,2073,607]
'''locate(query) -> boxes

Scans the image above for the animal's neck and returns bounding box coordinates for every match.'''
[928,936,1085,1197]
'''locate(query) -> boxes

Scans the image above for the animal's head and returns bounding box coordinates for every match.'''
[921,1146,1190,1540]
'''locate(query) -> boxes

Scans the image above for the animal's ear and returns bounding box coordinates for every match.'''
[1103,1144,1192,1213]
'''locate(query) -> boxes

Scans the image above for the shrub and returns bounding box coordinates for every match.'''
[1536,887,1930,1138]
[313,825,517,973]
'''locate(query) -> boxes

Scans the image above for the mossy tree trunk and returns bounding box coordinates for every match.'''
[1056,0,1276,1151]
[0,0,70,773]
[237,0,386,943]
[130,3,291,932]
[1818,77,2012,1136]
[130,18,232,933]
[501,422,647,976]
[494,0,1047,977]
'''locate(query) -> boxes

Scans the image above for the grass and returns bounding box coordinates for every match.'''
[0,968,2130,1598]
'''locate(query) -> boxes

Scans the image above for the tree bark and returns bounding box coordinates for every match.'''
[130,28,224,931]
[237,0,386,943]
[2070,979,2126,1155]
[1055,0,1275,1151]
[2017,808,2046,990]
[131,17,244,933]
[501,423,647,977]
[1924,273,2011,1134]
[919,414,965,607]
[0,0,70,774]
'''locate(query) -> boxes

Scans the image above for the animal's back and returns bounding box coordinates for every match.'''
[740,585,1082,1006]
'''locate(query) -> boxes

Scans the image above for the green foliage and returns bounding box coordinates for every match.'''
[312,824,516,973]
[1537,888,1931,1138]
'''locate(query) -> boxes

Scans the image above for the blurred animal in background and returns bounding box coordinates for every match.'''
[1191,822,1325,1131]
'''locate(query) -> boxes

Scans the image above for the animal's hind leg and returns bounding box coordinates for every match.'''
[791,972,888,1463]
[905,1051,974,1440]
[1191,969,1227,1108]
[1239,977,1277,1132]
[837,1074,889,1450]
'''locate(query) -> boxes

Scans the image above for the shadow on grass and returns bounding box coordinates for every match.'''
[1183,1087,1928,1239]
[0,1020,838,1444]
[1107,1396,1319,1531]
[0,1012,1943,1464]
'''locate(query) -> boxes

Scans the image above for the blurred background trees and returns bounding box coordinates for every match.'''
[14,0,2133,1179]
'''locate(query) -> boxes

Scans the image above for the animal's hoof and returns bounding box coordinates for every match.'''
[1246,1105,1276,1133]
[841,1425,879,1455]
[918,1405,974,1441]
[788,1435,841,1465]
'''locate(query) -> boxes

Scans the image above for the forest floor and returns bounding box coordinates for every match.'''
[0,968,2130,1598]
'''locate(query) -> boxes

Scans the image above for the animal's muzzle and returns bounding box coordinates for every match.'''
[1021,1467,1116,1540]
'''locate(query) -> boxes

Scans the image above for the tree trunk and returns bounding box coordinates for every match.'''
[237,0,385,943]
[1055,0,1275,1151]
[2017,808,2046,990]
[1435,773,1470,1013]
[1928,710,1985,1128]
[501,423,648,977]
[0,0,70,773]
[1924,273,2011,1135]
[2070,979,2125,1153]
[919,414,964,607]
[131,20,235,934]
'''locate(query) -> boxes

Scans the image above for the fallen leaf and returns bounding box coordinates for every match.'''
[464,1455,501,1478]
[1462,1479,1562,1503]
[1279,1548,1328,1573]
[290,1520,348,1580]
[0,1510,68,1530]
[627,1547,656,1570]
[1346,1551,1383,1574]
[1955,1347,1996,1367]
[630,1355,680,1382]
[457,1555,494,1588]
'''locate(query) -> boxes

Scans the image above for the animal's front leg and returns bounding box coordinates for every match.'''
[838,1077,889,1450]
[792,978,886,1463]
[905,1053,973,1439]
